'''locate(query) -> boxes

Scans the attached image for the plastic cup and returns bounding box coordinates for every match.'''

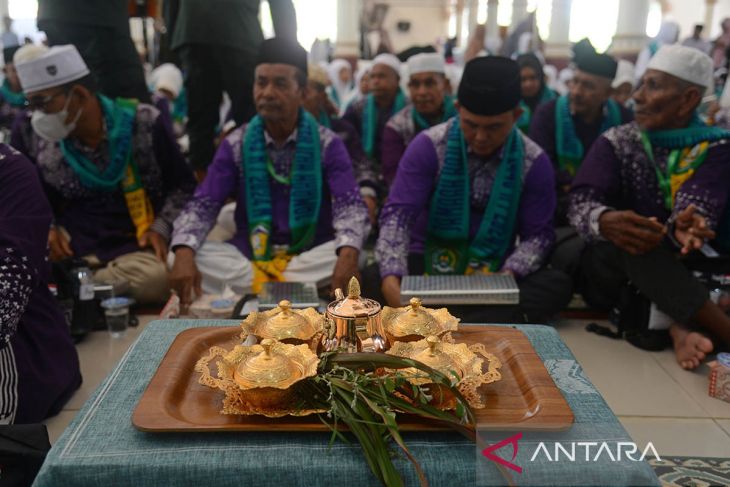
[101,297,134,338]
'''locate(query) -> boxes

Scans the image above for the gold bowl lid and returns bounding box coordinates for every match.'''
[231,339,319,390]
[387,336,483,385]
[382,298,459,339]
[412,336,463,377]
[241,300,323,341]
[327,277,381,319]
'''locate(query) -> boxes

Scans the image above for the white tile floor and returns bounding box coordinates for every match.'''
[43,317,730,457]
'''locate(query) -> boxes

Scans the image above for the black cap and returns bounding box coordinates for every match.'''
[457,56,521,116]
[3,45,19,65]
[574,51,618,79]
[256,37,308,77]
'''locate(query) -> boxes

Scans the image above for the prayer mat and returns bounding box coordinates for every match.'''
[649,456,730,486]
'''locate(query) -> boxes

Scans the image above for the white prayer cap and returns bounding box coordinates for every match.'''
[308,63,330,86]
[372,53,401,76]
[612,59,635,89]
[407,53,445,76]
[646,44,713,89]
[13,43,48,65]
[149,63,183,98]
[15,44,90,94]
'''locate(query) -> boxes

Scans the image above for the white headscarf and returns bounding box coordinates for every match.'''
[327,58,354,108]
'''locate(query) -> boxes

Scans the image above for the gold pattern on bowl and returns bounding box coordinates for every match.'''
[240,300,323,345]
[387,335,502,409]
[382,298,459,344]
[195,338,320,414]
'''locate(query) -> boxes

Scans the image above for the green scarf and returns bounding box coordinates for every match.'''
[640,114,730,210]
[317,110,331,128]
[243,108,322,261]
[425,119,524,275]
[412,95,457,132]
[61,95,138,191]
[0,79,25,107]
[517,87,556,133]
[555,95,622,176]
[362,89,406,158]
[172,86,187,123]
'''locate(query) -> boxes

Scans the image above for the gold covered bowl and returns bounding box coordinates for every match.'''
[387,335,501,409]
[240,300,323,349]
[195,338,320,414]
[382,298,459,345]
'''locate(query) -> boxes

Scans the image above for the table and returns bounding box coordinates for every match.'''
[33,320,660,487]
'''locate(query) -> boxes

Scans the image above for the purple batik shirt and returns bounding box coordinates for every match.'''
[342,96,400,193]
[376,118,557,279]
[0,145,81,423]
[329,117,377,193]
[170,121,370,258]
[529,99,633,224]
[10,103,196,263]
[569,122,730,242]
[381,104,425,187]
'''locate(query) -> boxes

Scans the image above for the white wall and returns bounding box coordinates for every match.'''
[668,0,730,41]
[377,0,450,53]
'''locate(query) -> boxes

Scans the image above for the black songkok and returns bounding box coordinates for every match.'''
[255,37,308,76]
[3,45,19,65]
[574,50,618,80]
[457,56,521,116]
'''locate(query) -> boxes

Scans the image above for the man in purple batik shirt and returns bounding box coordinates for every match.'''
[569,45,730,370]
[376,56,572,324]
[169,38,370,306]
[0,145,81,423]
[380,53,455,188]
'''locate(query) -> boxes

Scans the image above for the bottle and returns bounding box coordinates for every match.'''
[70,265,95,341]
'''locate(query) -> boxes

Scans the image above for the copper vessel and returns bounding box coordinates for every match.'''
[321,277,385,352]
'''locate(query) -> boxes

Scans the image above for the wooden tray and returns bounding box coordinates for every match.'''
[132,326,574,432]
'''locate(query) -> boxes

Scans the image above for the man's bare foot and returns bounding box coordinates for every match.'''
[670,325,714,370]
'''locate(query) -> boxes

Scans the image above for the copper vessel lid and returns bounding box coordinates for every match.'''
[328,277,381,318]
[234,339,303,389]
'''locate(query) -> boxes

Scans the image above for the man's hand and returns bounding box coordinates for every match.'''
[138,230,169,262]
[599,210,667,255]
[331,247,360,295]
[169,247,202,307]
[48,227,73,262]
[363,196,378,226]
[674,204,716,255]
[381,275,402,307]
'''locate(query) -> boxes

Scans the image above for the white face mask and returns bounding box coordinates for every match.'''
[31,92,83,142]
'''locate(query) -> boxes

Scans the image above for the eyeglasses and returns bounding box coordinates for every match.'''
[25,90,65,111]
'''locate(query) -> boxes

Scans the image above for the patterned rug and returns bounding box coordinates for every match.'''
[649,457,730,486]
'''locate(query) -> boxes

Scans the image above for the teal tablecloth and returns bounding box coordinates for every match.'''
[33,321,660,487]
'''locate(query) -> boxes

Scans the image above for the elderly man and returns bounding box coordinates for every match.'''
[169,38,370,305]
[0,144,81,423]
[381,53,456,187]
[303,64,376,223]
[530,49,633,226]
[0,46,25,134]
[376,56,572,323]
[342,53,406,204]
[569,45,730,369]
[11,44,196,304]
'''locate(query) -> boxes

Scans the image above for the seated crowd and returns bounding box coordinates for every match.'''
[3,36,730,424]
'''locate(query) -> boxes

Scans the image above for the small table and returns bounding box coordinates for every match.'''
[33,320,660,487]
